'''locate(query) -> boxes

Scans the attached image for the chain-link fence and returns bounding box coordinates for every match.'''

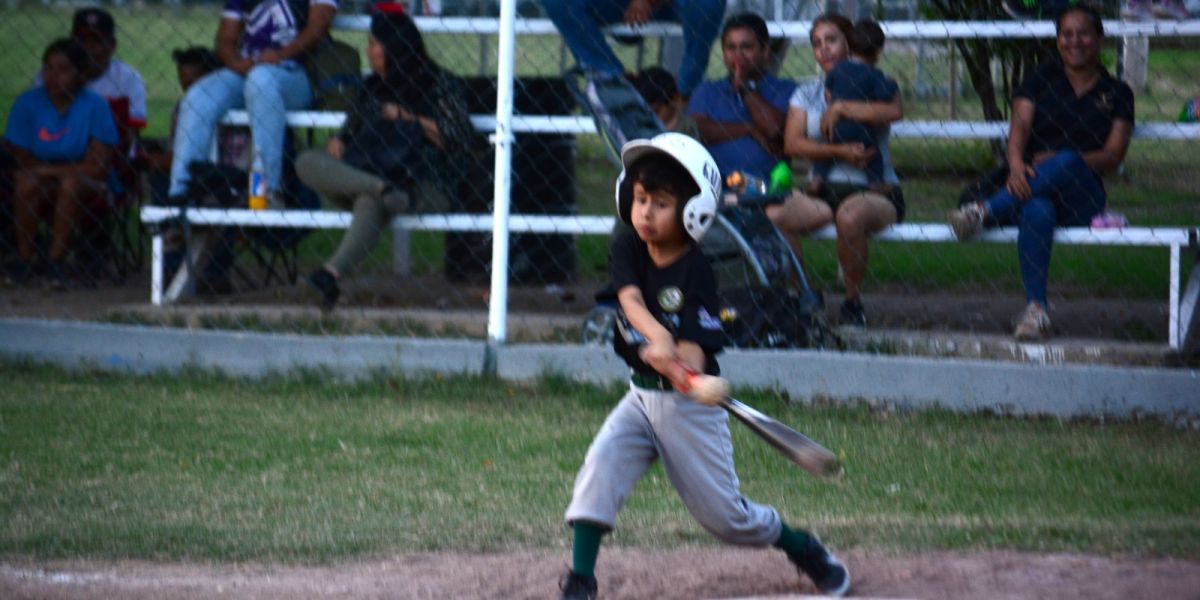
[0,0,1197,352]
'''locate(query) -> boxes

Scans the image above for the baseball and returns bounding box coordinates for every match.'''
[689,374,729,406]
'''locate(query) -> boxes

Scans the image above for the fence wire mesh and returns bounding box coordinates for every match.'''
[0,0,1197,351]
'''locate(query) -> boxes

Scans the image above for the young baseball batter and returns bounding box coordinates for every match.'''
[559,132,850,599]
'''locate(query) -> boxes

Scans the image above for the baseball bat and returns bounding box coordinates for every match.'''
[676,361,842,479]
[720,396,843,478]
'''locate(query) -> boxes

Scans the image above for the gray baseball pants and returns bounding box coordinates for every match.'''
[565,384,782,546]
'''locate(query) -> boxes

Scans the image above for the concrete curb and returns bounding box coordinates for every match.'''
[0,318,485,378]
[500,343,1200,417]
[2,318,1197,417]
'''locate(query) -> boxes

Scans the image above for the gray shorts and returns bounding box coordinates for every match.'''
[565,384,782,546]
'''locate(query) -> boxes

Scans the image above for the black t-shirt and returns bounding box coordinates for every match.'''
[1015,60,1135,160]
[608,228,724,376]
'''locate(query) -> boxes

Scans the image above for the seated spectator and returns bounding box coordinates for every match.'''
[143,46,249,205]
[4,39,117,289]
[687,12,795,181]
[167,0,337,206]
[540,0,724,98]
[633,67,699,138]
[809,18,898,196]
[36,7,148,189]
[949,4,1133,340]
[141,46,256,289]
[768,14,904,327]
[297,5,474,311]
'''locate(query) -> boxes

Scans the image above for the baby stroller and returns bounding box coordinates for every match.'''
[569,69,831,349]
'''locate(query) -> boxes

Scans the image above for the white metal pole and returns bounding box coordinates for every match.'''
[151,232,163,306]
[1169,243,1180,350]
[487,0,517,346]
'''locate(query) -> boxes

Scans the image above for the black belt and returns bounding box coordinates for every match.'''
[631,371,673,391]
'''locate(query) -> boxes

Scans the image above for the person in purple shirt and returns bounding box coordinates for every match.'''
[167,0,337,205]
[686,12,795,181]
[4,39,117,289]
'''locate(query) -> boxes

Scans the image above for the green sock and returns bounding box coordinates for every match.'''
[571,521,605,578]
[772,522,812,560]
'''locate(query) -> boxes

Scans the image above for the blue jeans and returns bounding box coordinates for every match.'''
[984,150,1105,306]
[168,65,312,197]
[540,0,725,97]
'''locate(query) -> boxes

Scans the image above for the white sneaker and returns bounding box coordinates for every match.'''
[1013,301,1051,341]
[949,202,987,241]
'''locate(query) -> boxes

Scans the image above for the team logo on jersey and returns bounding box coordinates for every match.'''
[658,287,684,313]
[697,306,722,330]
[1094,92,1113,113]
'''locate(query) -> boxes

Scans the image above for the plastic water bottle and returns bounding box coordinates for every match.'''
[724,162,792,206]
[248,154,267,211]
[1179,96,1200,123]
[725,171,770,197]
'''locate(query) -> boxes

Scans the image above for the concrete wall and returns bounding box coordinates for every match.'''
[3,318,1197,418]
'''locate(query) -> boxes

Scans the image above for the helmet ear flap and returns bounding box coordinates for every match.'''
[616,171,634,226]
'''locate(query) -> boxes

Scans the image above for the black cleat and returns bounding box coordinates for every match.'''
[790,536,850,597]
[559,569,597,600]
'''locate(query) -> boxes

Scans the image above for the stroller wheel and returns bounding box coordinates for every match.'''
[581,306,617,346]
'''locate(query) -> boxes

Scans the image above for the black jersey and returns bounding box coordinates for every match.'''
[1015,60,1135,160]
[608,228,724,376]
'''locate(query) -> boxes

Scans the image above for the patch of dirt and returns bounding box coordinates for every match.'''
[2,548,1198,600]
[0,272,1171,344]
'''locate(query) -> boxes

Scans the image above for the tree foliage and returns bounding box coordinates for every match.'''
[924,0,1056,124]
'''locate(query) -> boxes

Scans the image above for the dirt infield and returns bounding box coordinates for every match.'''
[3,548,1199,599]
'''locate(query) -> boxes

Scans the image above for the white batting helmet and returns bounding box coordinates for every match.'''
[615,132,720,242]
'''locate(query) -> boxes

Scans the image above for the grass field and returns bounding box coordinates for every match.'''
[1,5,1197,304]
[2,363,1198,563]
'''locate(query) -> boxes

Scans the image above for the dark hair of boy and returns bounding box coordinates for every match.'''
[850,19,886,59]
[722,12,769,47]
[633,67,679,108]
[43,38,89,72]
[171,47,221,72]
[625,153,701,237]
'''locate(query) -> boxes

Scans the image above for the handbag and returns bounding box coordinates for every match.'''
[341,116,424,185]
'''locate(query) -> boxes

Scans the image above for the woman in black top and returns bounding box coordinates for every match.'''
[949,4,1134,340]
[297,7,474,310]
